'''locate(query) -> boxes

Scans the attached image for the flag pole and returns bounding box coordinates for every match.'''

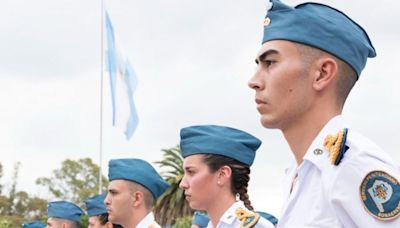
[99,0,105,194]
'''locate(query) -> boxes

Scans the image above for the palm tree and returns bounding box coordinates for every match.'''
[154,146,194,227]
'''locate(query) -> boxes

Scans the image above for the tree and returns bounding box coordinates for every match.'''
[0,195,9,215]
[36,158,108,207]
[0,162,47,227]
[153,146,194,227]
[7,162,21,215]
[0,162,3,195]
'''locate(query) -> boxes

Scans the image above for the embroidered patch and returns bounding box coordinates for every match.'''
[235,208,260,228]
[323,128,349,165]
[360,170,400,220]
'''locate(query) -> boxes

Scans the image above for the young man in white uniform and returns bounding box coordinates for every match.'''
[249,0,400,227]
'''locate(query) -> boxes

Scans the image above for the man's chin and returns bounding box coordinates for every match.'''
[260,117,280,129]
[108,215,117,224]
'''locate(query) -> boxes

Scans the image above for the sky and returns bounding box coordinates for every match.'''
[0,0,399,217]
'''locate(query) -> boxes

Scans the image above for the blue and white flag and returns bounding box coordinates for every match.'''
[105,11,138,140]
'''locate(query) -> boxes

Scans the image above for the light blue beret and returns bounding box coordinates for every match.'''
[262,0,376,76]
[256,211,278,225]
[192,211,209,227]
[48,201,84,222]
[108,158,170,199]
[85,193,107,216]
[180,125,261,166]
[22,221,45,228]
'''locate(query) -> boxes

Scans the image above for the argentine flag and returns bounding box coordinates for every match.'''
[105,11,138,140]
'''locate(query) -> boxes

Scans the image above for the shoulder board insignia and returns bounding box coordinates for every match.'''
[360,170,400,220]
[323,128,349,165]
[235,207,260,228]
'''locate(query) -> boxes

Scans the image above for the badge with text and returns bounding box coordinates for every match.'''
[360,170,400,220]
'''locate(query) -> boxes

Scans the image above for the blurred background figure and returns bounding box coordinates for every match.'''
[104,158,170,228]
[22,221,46,228]
[85,193,122,228]
[191,211,209,228]
[46,201,84,228]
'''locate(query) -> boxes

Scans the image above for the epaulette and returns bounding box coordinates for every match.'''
[235,207,260,228]
[323,128,349,165]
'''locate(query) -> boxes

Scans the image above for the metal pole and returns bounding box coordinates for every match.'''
[99,0,105,194]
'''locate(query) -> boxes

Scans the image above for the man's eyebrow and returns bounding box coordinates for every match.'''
[255,49,279,64]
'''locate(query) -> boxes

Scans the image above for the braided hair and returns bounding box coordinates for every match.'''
[202,154,254,210]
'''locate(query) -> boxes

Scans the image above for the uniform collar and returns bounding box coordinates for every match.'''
[136,212,156,228]
[302,115,347,170]
[207,201,245,227]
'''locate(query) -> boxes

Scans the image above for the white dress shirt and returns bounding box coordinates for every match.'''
[206,201,275,228]
[136,212,161,228]
[277,115,400,227]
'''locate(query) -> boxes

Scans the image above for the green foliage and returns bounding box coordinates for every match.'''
[154,146,194,227]
[0,215,24,228]
[0,217,13,228]
[36,158,108,207]
[173,216,192,228]
[0,162,48,227]
[7,162,21,215]
[0,195,10,215]
[0,162,3,195]
[0,158,106,227]
[80,214,89,228]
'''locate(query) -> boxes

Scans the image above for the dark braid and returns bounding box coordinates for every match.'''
[203,154,254,210]
[232,164,253,210]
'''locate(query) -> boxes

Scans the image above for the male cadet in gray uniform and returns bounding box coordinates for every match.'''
[248,0,400,227]
[46,201,84,228]
[104,158,170,228]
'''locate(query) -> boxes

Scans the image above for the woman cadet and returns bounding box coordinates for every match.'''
[179,125,277,228]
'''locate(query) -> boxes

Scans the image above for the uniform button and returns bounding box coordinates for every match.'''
[313,148,323,155]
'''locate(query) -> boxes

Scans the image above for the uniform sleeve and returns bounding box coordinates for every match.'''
[328,152,400,227]
[255,217,276,228]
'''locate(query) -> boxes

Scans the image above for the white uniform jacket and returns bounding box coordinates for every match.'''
[206,201,275,228]
[136,212,161,228]
[277,115,400,227]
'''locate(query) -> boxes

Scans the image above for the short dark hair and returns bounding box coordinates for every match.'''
[295,42,357,108]
[126,181,154,211]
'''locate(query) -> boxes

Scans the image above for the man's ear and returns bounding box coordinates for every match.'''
[217,165,232,185]
[312,57,338,91]
[131,190,144,207]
